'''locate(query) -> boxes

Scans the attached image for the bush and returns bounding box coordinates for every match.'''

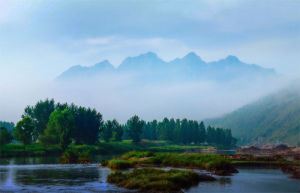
[107,159,135,169]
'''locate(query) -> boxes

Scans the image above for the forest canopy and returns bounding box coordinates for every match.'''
[4,99,236,149]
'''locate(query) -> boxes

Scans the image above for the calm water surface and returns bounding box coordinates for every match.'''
[0,157,299,193]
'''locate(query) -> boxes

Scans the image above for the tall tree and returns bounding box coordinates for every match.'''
[39,109,74,150]
[23,99,55,141]
[127,115,144,143]
[111,119,123,141]
[102,121,113,142]
[72,107,103,145]
[198,121,206,143]
[0,126,12,145]
[14,116,34,145]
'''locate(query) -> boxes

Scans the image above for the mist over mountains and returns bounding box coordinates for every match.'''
[207,83,300,145]
[57,52,275,83]
[48,52,284,124]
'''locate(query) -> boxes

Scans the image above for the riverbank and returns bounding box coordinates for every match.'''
[228,154,300,179]
[0,141,213,158]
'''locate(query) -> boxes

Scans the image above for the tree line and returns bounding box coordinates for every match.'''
[0,99,236,149]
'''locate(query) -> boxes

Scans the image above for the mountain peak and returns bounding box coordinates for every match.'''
[94,60,112,67]
[138,51,158,59]
[224,55,240,63]
[183,52,203,61]
[93,60,114,70]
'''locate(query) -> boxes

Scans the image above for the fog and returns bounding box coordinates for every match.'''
[0,69,289,124]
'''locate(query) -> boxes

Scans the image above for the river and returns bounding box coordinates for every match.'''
[0,156,299,193]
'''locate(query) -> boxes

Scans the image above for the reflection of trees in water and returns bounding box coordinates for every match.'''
[218,177,232,185]
[15,166,100,186]
[0,169,8,185]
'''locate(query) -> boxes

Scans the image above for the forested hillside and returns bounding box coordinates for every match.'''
[207,84,300,145]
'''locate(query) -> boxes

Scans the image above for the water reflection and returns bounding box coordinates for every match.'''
[5,160,15,186]
[0,164,129,193]
[0,157,299,193]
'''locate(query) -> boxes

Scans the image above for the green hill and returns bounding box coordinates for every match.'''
[206,84,300,145]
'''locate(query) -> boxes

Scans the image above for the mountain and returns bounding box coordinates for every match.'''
[57,60,114,80]
[206,84,300,146]
[57,52,276,83]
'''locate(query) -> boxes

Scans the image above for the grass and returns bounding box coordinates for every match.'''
[0,140,211,158]
[107,168,215,193]
[106,151,238,175]
[0,143,62,157]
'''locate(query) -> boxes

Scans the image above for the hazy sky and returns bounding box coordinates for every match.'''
[0,0,299,122]
[1,0,299,79]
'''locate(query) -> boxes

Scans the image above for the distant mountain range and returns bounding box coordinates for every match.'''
[206,83,300,146]
[57,52,276,83]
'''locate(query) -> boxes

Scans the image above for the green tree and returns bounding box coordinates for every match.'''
[39,109,74,150]
[23,99,55,141]
[14,116,34,145]
[71,106,103,145]
[127,115,144,143]
[199,121,206,143]
[111,119,123,141]
[206,126,216,144]
[102,121,113,142]
[0,126,12,145]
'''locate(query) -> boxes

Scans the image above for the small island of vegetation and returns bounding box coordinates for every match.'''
[107,168,216,193]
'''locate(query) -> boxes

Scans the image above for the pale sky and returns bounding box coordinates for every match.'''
[0,0,299,80]
[0,0,299,122]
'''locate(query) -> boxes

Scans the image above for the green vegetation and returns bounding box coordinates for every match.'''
[0,144,61,157]
[126,115,144,143]
[59,149,90,164]
[1,99,236,159]
[106,151,238,175]
[102,119,123,142]
[107,168,215,193]
[14,116,35,146]
[0,127,13,145]
[207,86,300,145]
[107,159,135,169]
[0,140,210,158]
[140,118,236,147]
[39,109,74,150]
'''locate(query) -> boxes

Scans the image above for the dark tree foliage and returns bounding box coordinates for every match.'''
[23,99,55,141]
[102,119,123,142]
[70,105,103,145]
[111,119,123,141]
[14,116,34,145]
[140,118,236,147]
[0,126,13,145]
[39,109,74,150]
[127,115,145,143]
[142,120,157,140]
[102,121,113,142]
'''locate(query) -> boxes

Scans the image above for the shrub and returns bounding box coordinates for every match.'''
[107,159,135,169]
